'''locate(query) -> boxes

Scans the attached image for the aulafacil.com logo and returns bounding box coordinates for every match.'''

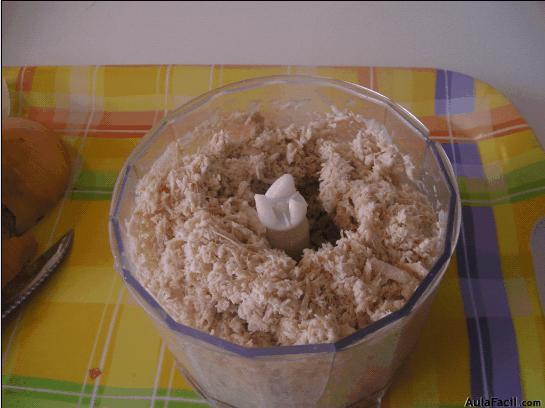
[464,396,542,407]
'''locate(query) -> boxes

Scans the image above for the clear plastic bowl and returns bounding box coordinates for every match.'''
[109,75,461,408]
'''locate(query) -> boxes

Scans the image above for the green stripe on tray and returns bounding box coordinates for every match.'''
[73,170,118,191]
[70,169,117,200]
[69,190,113,200]
[2,375,203,404]
[2,388,206,408]
[503,160,545,191]
[2,387,81,407]
[456,160,545,205]
[459,187,545,206]
[67,161,545,205]
[96,397,206,408]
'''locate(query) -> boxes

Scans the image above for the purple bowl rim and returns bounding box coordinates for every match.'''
[108,74,459,358]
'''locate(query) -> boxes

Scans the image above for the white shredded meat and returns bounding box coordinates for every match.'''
[127,109,444,347]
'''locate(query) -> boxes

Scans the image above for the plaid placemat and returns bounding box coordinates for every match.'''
[1,65,544,407]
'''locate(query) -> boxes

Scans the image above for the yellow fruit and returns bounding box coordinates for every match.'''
[2,118,70,233]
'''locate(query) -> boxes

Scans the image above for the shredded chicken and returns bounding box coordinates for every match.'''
[127,109,444,347]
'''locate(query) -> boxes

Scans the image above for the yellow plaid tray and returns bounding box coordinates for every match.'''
[2,65,544,407]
